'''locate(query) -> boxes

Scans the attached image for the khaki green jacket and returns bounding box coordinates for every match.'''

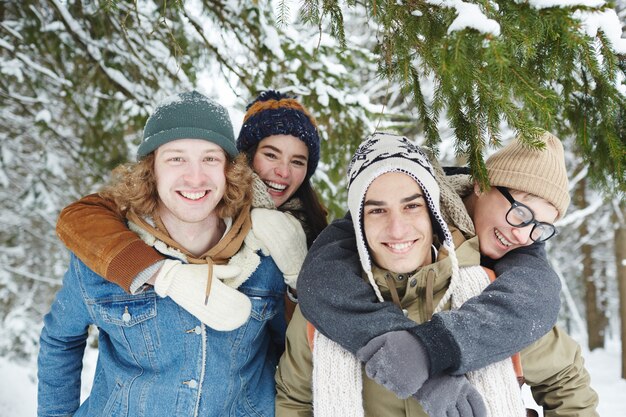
[275,236,598,417]
[521,326,598,417]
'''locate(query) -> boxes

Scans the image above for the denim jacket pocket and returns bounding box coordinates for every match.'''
[101,379,125,416]
[97,293,157,327]
[92,292,159,364]
[247,294,279,322]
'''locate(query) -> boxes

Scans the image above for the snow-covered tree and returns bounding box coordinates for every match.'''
[0,0,198,359]
[0,0,380,358]
[301,0,625,191]
[1,0,625,379]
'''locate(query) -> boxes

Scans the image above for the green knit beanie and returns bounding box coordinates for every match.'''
[137,90,238,160]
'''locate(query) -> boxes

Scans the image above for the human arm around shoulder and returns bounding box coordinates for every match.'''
[298,214,496,379]
[275,306,314,417]
[521,326,599,417]
[412,242,561,376]
[38,255,92,417]
[299,213,562,381]
[56,193,165,292]
[297,213,421,354]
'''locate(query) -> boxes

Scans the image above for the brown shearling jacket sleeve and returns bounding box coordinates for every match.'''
[521,326,599,417]
[56,193,165,292]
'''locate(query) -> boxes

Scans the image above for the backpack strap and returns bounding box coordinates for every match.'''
[482,266,525,385]
[306,321,316,351]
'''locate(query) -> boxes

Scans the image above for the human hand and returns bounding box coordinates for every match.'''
[414,374,487,417]
[250,208,307,289]
[356,330,430,398]
[154,259,251,331]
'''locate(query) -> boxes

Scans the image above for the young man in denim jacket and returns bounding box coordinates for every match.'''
[38,91,286,417]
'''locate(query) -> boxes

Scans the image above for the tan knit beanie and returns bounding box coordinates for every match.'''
[486,132,570,219]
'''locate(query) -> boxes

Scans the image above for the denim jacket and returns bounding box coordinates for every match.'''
[38,251,285,417]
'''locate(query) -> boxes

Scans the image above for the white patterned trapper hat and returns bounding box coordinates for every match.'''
[347,132,459,302]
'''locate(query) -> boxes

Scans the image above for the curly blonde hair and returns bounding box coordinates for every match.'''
[100,153,253,219]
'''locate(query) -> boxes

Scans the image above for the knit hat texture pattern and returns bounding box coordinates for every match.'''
[138,90,237,160]
[237,90,320,179]
[486,131,570,218]
[347,132,453,277]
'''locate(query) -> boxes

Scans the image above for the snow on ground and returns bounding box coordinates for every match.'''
[2,339,624,416]
[584,339,626,417]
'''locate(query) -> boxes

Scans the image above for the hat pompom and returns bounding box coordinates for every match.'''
[245,90,293,110]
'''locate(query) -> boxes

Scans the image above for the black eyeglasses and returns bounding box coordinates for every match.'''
[495,186,557,243]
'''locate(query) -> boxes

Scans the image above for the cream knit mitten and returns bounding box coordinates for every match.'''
[154,259,251,331]
[249,208,307,289]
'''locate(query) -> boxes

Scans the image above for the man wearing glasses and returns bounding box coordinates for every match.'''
[295,132,599,416]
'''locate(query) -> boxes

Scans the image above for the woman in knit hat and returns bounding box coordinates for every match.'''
[237,89,327,246]
[296,131,598,415]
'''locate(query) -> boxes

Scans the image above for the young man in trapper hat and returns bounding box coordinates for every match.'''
[276,133,527,416]
[38,91,287,417]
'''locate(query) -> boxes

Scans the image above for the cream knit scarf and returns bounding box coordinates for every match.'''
[311,265,525,417]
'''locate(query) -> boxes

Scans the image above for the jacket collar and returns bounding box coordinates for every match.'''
[126,206,251,265]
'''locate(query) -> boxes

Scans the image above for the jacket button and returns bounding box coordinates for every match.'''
[122,306,131,323]
[409,278,417,287]
[185,326,202,334]
[397,274,405,281]
[184,379,198,389]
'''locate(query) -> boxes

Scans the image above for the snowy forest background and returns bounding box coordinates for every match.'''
[1,0,625,415]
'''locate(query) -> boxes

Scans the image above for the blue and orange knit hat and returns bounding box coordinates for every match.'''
[237,90,320,179]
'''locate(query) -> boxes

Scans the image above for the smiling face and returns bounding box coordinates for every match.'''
[363,172,434,274]
[252,134,308,207]
[472,184,558,259]
[154,139,226,227]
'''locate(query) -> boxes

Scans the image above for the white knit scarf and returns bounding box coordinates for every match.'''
[311,264,525,417]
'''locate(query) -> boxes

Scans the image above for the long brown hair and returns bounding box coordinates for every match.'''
[292,179,328,246]
[100,153,252,218]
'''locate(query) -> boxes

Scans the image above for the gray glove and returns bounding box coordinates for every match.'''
[414,375,487,417]
[356,330,429,399]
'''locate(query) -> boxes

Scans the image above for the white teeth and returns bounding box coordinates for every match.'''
[494,229,512,247]
[388,242,412,250]
[180,191,207,200]
[265,181,287,191]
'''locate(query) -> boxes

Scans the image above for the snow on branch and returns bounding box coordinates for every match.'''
[48,0,149,103]
[0,265,60,286]
[15,53,72,87]
[425,0,500,36]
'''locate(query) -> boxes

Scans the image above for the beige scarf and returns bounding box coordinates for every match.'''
[312,264,525,417]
